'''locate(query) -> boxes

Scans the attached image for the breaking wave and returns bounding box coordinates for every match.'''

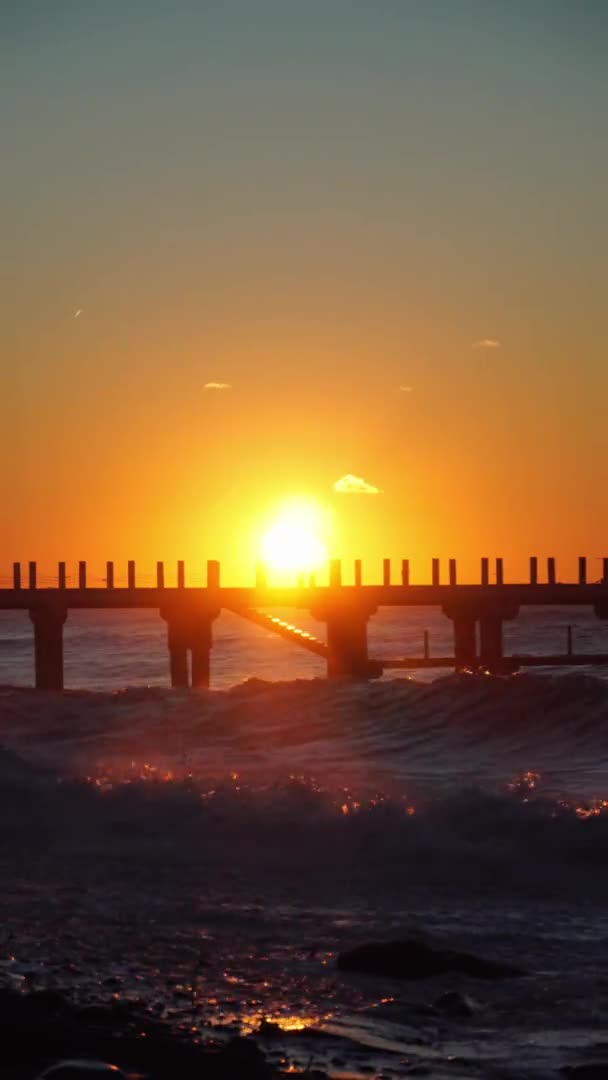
[2,672,608,896]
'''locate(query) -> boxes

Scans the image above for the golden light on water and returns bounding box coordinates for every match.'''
[259,498,329,577]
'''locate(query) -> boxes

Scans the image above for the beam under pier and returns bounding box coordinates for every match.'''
[29,607,67,690]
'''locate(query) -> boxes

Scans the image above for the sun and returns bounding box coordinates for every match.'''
[260,499,329,577]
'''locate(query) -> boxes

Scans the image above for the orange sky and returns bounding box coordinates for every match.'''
[2,3,607,585]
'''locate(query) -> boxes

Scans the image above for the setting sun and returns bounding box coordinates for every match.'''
[260,500,329,576]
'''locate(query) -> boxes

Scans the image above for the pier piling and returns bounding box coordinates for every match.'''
[29,607,67,690]
[453,617,477,670]
[479,615,504,673]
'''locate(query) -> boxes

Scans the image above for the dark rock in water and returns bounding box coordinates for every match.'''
[434,990,478,1017]
[37,1063,126,1078]
[25,989,72,1015]
[337,939,526,980]
[258,1019,283,1039]
[216,1036,272,1078]
[0,987,273,1080]
[563,1067,608,1080]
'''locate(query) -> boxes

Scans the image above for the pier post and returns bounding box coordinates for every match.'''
[29,607,67,690]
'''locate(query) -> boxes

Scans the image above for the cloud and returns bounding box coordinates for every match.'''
[398,385,413,392]
[204,381,232,390]
[334,474,382,495]
[474,338,501,349]
[74,309,83,318]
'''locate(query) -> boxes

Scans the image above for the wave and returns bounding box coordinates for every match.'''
[2,671,608,794]
[2,673,608,897]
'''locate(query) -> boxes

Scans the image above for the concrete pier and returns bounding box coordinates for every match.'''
[5,556,608,690]
[29,607,67,690]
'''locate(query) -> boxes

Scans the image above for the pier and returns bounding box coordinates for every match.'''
[2,557,608,690]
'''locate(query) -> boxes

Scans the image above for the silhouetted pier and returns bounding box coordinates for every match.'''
[2,557,608,690]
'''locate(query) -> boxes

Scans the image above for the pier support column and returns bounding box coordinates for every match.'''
[162,607,219,689]
[311,603,380,680]
[190,619,214,689]
[326,614,370,679]
[443,604,478,671]
[479,615,504,673]
[29,607,67,690]
[452,617,477,671]
[167,621,189,689]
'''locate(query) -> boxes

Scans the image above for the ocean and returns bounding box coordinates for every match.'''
[1,605,608,1079]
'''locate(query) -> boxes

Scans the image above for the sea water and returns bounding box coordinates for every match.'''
[1,606,608,1079]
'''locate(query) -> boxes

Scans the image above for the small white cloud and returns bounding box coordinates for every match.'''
[474,338,501,349]
[204,381,232,390]
[398,385,413,392]
[74,309,83,318]
[334,473,382,495]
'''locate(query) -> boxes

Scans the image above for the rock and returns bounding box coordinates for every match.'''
[37,1064,126,1079]
[216,1036,272,1079]
[337,939,526,980]
[25,989,72,1015]
[258,1019,283,1038]
[434,990,478,1017]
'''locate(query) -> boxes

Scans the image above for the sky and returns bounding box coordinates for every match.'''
[2,1,607,585]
